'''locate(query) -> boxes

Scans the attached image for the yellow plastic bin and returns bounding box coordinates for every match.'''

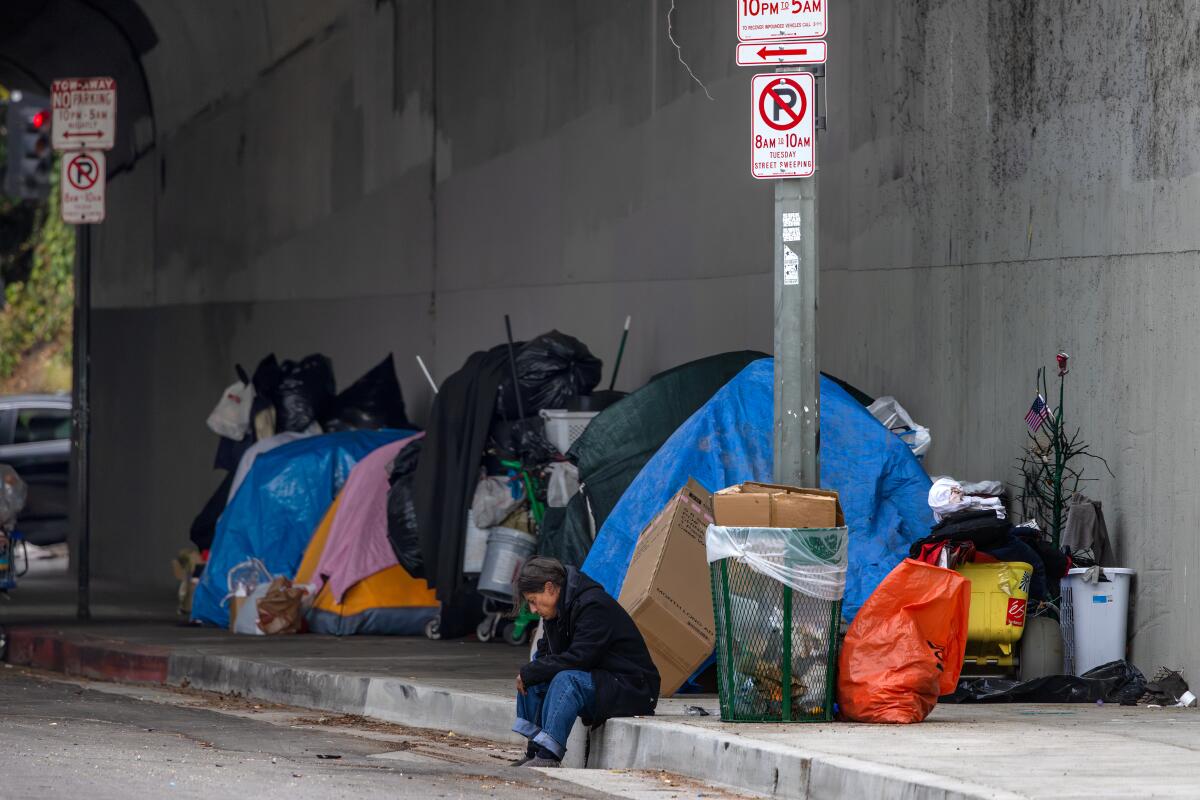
[954,561,1033,669]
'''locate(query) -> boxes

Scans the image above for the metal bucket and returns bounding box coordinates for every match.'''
[477,527,537,602]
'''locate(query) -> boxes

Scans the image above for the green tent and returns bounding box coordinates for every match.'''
[539,351,766,566]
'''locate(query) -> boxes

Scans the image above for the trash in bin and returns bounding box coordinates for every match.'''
[707,484,847,723]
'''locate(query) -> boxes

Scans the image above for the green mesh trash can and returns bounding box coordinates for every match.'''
[707,525,848,722]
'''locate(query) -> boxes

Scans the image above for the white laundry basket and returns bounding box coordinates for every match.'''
[1060,567,1135,676]
[540,409,599,454]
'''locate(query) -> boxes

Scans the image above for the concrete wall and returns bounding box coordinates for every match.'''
[86,0,1198,673]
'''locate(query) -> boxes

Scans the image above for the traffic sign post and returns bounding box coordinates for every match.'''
[734,8,824,487]
[61,150,106,224]
[751,73,815,179]
[737,0,827,42]
[51,77,117,151]
[736,40,826,66]
[51,77,114,624]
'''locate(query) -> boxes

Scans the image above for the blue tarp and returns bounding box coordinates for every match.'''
[191,429,412,627]
[582,360,933,622]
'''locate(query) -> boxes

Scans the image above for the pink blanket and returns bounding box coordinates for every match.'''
[313,433,423,602]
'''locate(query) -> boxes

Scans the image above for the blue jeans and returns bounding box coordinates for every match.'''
[513,669,596,760]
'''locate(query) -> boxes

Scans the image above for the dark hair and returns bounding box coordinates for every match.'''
[511,556,567,611]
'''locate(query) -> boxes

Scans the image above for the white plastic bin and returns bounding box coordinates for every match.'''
[1060,567,1135,676]
[540,409,599,455]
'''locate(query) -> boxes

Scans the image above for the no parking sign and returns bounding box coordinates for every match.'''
[750,73,814,179]
[61,150,106,224]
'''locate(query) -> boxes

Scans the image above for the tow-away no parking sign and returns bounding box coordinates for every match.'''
[750,73,814,179]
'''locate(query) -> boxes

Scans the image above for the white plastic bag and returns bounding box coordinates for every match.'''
[705,525,848,601]
[221,557,273,607]
[207,381,255,441]
[545,462,580,508]
[867,396,931,458]
[232,581,271,636]
[471,474,524,528]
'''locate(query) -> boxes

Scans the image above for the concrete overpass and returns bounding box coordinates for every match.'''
[1,0,1196,677]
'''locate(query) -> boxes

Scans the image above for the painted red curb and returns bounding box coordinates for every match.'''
[5,627,169,684]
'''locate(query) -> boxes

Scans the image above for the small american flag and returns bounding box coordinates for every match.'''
[1025,394,1051,433]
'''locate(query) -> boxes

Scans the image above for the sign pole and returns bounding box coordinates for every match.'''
[772,66,819,488]
[72,223,91,620]
[53,76,113,620]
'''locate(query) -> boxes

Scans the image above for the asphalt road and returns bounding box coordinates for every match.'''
[0,667,745,800]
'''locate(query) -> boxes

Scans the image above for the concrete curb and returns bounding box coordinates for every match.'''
[4,627,1023,800]
[6,627,169,684]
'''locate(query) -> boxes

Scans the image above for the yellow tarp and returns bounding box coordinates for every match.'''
[296,491,438,635]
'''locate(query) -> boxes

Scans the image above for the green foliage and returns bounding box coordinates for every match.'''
[0,153,74,383]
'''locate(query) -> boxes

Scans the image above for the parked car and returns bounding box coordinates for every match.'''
[0,394,71,545]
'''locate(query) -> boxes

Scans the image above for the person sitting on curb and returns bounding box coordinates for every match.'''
[511,557,660,768]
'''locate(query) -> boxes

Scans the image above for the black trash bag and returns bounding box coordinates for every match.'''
[944,660,1146,704]
[489,417,558,466]
[275,354,336,432]
[326,354,410,431]
[251,353,283,400]
[497,331,603,418]
[386,439,425,578]
[190,472,235,551]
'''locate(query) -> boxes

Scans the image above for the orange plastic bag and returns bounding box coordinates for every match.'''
[837,558,970,723]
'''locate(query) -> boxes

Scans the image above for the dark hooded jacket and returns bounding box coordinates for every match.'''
[519,567,660,726]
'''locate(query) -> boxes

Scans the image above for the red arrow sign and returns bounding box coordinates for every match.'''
[736,41,826,67]
[757,46,809,59]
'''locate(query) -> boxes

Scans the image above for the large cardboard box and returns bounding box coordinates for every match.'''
[713,481,843,528]
[618,479,716,697]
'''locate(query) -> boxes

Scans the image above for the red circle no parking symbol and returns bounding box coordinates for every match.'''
[67,153,100,191]
[757,77,808,132]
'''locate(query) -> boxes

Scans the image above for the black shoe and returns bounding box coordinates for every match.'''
[522,756,561,768]
[510,755,534,766]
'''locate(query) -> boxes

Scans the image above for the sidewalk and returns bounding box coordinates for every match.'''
[4,621,1199,799]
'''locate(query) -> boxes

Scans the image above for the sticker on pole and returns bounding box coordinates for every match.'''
[51,77,117,151]
[61,150,106,224]
[751,73,814,179]
[738,0,827,42]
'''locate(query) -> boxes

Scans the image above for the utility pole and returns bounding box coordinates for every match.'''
[772,163,818,487]
[72,224,91,620]
[770,65,820,488]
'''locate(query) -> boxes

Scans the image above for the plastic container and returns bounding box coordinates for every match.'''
[1060,567,1135,676]
[476,527,537,602]
[462,511,489,574]
[955,561,1032,669]
[539,409,600,455]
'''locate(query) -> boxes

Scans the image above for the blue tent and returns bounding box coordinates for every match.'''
[191,429,412,627]
[581,360,932,622]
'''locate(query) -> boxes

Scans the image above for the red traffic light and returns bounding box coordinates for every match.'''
[31,109,48,130]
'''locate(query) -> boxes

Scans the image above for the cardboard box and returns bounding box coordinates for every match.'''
[713,481,843,528]
[618,479,716,696]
